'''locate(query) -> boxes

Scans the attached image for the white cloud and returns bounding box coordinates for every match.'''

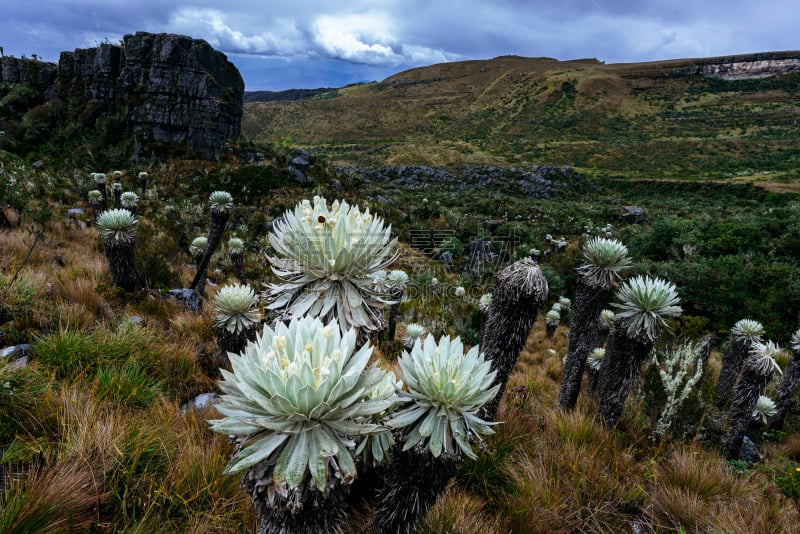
[310,12,403,64]
[167,8,306,57]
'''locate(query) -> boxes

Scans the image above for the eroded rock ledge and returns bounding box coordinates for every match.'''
[670,51,800,80]
[1,32,243,161]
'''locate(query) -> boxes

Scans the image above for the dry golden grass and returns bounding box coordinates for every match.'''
[53,277,113,322]
[0,455,103,533]
[417,488,509,533]
[647,446,799,532]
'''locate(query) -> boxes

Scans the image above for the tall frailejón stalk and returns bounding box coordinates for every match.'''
[96,208,138,291]
[189,236,208,297]
[725,340,783,460]
[228,236,247,283]
[558,237,631,410]
[769,327,800,431]
[714,319,765,409]
[596,275,682,427]
[371,335,499,534]
[91,172,108,212]
[138,171,148,196]
[385,269,409,341]
[190,191,233,297]
[213,283,261,366]
[479,257,548,420]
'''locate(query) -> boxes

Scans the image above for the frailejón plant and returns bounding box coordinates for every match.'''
[389,335,499,459]
[596,275,682,426]
[213,283,260,334]
[120,191,139,210]
[753,395,777,424]
[715,319,766,408]
[612,275,682,343]
[190,191,233,296]
[228,236,247,283]
[209,316,399,510]
[771,327,800,430]
[266,196,398,340]
[373,334,500,534]
[402,323,426,351]
[96,208,137,291]
[559,237,631,410]
[726,340,783,460]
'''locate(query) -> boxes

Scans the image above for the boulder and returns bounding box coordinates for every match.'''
[181,392,221,412]
[622,206,646,224]
[167,288,203,312]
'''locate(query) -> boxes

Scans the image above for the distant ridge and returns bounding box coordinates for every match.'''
[243,88,337,103]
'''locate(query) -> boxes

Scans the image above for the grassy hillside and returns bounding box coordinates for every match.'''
[242,54,800,181]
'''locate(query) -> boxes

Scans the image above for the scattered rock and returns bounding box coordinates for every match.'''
[439,250,454,271]
[0,344,31,370]
[181,392,221,412]
[622,205,646,224]
[288,166,308,184]
[738,436,763,464]
[338,164,592,199]
[374,194,395,205]
[167,288,203,312]
[0,344,31,360]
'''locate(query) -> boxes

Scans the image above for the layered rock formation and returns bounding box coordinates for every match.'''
[670,51,800,80]
[0,32,244,161]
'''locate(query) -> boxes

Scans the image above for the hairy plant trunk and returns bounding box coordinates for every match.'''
[545,323,557,337]
[479,258,548,421]
[478,309,487,346]
[241,469,350,534]
[231,252,247,284]
[558,279,614,410]
[190,211,229,296]
[217,326,255,370]
[192,251,207,298]
[139,177,147,196]
[714,338,751,408]
[104,243,136,291]
[595,331,653,427]
[587,366,600,398]
[95,181,108,212]
[386,288,403,341]
[370,447,458,534]
[769,349,800,431]
[725,367,773,460]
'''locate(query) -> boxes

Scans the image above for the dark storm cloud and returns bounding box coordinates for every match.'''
[1,1,797,89]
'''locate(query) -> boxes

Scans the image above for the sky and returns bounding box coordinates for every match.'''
[1,1,798,91]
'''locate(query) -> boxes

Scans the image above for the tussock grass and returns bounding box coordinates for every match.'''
[647,446,799,531]
[0,456,102,533]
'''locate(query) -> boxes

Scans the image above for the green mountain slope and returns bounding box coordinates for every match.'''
[242,53,800,180]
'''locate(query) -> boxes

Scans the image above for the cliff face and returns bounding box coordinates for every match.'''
[0,57,58,89]
[670,51,800,80]
[1,32,243,161]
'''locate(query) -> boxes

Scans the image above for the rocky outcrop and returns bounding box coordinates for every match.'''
[0,57,58,90]
[339,164,593,199]
[1,32,243,161]
[670,51,800,80]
